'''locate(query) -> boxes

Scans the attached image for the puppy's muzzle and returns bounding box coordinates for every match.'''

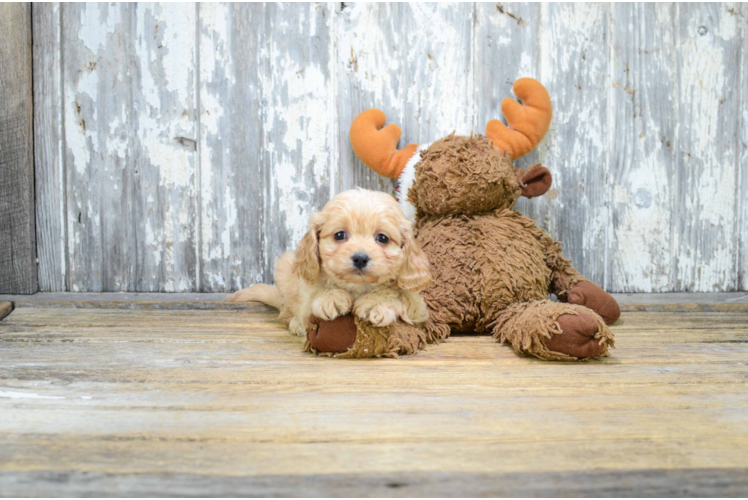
[351,253,370,270]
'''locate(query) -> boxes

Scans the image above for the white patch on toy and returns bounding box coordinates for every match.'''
[397,143,431,222]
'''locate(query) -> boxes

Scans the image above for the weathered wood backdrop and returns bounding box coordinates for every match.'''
[0,3,36,294]
[31,2,747,293]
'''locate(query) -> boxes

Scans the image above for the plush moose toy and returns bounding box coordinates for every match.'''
[309,78,620,360]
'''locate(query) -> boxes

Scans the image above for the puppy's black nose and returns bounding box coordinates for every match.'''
[352,253,370,269]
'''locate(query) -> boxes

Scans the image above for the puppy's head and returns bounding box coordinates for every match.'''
[293,188,431,291]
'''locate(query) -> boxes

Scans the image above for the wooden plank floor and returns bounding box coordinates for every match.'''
[0,295,747,496]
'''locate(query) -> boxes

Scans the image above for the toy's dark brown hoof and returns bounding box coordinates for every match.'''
[547,311,605,359]
[308,314,357,353]
[567,281,621,324]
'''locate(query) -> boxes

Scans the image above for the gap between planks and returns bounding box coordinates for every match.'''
[0,292,747,313]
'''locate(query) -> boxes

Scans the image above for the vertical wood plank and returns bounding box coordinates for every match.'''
[132,3,198,291]
[674,4,741,291]
[536,3,610,287]
[0,3,37,294]
[474,3,543,223]
[259,3,336,290]
[739,3,747,291]
[608,4,677,292]
[198,3,263,292]
[63,3,198,292]
[336,3,474,192]
[199,3,336,292]
[63,3,134,291]
[33,2,66,292]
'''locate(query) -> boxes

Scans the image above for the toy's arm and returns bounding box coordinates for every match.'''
[540,234,621,324]
[540,234,587,300]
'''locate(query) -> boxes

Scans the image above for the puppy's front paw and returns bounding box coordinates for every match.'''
[289,316,308,337]
[402,295,428,324]
[311,290,354,321]
[361,303,398,327]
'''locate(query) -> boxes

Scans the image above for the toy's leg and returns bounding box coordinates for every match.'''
[306,315,358,353]
[337,320,428,358]
[563,281,620,325]
[305,315,428,358]
[542,235,620,324]
[492,300,614,361]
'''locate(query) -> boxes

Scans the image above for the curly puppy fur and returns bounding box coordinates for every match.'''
[228,188,431,337]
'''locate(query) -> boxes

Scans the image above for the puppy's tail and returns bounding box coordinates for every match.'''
[226,284,283,310]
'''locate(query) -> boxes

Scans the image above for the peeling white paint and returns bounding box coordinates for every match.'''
[536,3,610,286]
[263,50,330,246]
[674,4,740,291]
[340,3,473,143]
[198,2,232,288]
[77,3,119,53]
[41,2,748,293]
[607,3,677,293]
[65,68,99,176]
[255,2,336,276]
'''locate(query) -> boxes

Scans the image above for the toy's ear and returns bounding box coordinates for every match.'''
[516,163,552,198]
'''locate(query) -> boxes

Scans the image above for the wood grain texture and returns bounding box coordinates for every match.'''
[674,4,742,292]
[537,3,610,288]
[30,2,748,293]
[0,305,747,496]
[132,3,198,292]
[3,468,748,497]
[62,3,198,292]
[198,3,335,292]
[740,3,747,292]
[336,3,474,192]
[609,4,677,292]
[62,3,135,292]
[0,291,747,312]
[32,3,66,292]
[474,3,541,176]
[0,302,12,321]
[0,3,36,294]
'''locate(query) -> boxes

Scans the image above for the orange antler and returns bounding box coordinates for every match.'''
[485,78,552,160]
[349,109,419,179]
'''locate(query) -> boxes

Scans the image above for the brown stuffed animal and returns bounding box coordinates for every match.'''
[341,78,620,361]
[305,314,430,359]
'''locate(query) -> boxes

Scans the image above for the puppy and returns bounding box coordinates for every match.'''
[227,188,432,336]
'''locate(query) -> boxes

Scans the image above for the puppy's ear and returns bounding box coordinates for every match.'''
[397,224,432,292]
[293,212,324,285]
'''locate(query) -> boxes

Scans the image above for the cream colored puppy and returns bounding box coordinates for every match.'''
[227,188,432,336]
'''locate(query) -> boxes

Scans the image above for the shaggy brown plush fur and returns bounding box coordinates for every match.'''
[492,300,613,361]
[410,135,618,361]
[305,315,430,359]
[417,209,551,334]
[409,134,521,217]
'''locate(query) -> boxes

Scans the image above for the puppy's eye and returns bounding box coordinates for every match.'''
[334,231,346,241]
[376,234,389,244]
